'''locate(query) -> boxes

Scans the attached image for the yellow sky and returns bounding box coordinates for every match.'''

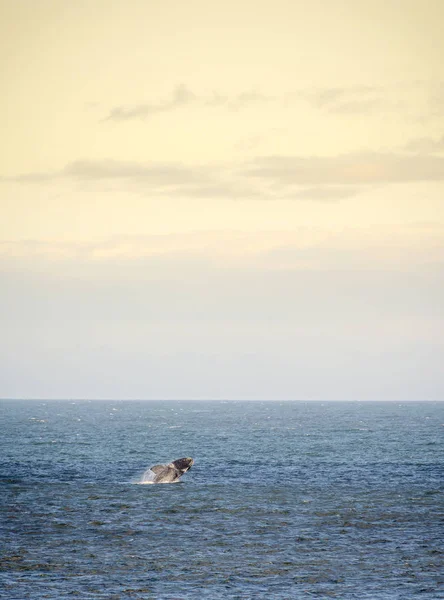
[1,0,444,247]
[1,0,443,399]
[1,0,444,172]
[1,0,443,263]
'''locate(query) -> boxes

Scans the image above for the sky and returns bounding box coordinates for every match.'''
[1,0,443,400]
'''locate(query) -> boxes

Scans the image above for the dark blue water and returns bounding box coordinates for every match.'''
[1,400,443,599]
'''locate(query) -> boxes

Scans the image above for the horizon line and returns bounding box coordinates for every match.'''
[1,398,442,403]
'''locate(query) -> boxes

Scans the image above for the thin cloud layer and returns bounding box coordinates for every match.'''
[301,85,384,114]
[2,152,444,200]
[404,135,444,154]
[285,186,360,201]
[206,90,271,110]
[105,85,269,121]
[105,84,195,121]
[2,224,442,269]
[103,82,421,123]
[245,152,444,185]
[63,159,210,185]
[429,82,444,118]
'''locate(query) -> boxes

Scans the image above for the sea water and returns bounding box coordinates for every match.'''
[1,400,443,599]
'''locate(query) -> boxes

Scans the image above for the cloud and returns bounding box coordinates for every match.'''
[212,90,270,111]
[60,159,266,199]
[97,80,444,126]
[327,98,383,115]
[0,158,361,200]
[104,85,270,121]
[105,84,195,121]
[3,151,444,201]
[62,159,209,186]
[300,85,384,114]
[244,152,444,185]
[0,158,270,200]
[61,153,443,191]
[429,82,444,117]
[2,224,442,269]
[404,135,444,154]
[166,182,266,199]
[307,87,346,108]
[3,171,59,183]
[285,186,360,201]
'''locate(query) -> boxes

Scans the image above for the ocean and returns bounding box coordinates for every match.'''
[1,400,443,599]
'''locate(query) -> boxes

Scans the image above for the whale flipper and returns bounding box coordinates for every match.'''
[150,465,167,474]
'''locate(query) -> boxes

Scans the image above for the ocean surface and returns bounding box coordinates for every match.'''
[1,400,443,599]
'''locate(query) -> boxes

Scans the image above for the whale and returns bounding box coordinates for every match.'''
[141,457,194,484]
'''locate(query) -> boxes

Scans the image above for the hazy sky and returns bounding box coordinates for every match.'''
[1,0,443,400]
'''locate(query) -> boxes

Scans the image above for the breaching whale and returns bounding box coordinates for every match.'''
[141,457,194,484]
